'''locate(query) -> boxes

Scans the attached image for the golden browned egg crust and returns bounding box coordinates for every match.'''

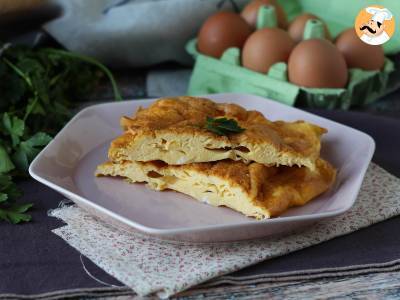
[96,159,336,219]
[109,96,326,169]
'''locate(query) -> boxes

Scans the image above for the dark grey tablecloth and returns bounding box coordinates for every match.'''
[1,109,400,297]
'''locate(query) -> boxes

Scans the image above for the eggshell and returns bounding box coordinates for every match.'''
[242,28,295,73]
[197,11,253,58]
[288,39,348,88]
[335,28,385,70]
[241,0,288,29]
[288,13,331,43]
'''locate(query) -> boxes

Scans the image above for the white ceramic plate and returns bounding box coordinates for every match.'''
[29,93,375,242]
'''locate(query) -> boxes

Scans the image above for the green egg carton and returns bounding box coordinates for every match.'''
[186,0,398,109]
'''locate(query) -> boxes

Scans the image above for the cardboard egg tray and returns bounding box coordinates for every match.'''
[186,0,399,109]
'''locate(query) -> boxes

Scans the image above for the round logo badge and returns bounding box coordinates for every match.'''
[355,5,395,45]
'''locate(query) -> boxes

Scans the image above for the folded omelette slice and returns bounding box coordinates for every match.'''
[108,97,326,169]
[96,159,336,219]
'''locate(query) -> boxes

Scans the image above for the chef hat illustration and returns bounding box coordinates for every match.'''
[366,7,393,24]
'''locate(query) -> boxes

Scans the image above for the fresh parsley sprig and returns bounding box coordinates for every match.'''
[205,116,245,136]
[0,43,121,224]
[0,174,31,224]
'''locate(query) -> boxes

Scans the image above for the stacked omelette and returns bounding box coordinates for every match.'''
[96,96,336,219]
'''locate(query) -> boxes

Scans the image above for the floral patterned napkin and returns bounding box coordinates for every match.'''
[50,163,400,298]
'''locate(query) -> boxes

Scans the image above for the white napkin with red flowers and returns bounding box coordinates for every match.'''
[50,163,400,298]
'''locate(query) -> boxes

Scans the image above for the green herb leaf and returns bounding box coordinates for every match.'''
[12,132,52,171]
[0,193,8,203]
[0,203,33,224]
[205,116,245,136]
[0,174,22,201]
[0,144,15,173]
[0,170,31,224]
[2,113,25,146]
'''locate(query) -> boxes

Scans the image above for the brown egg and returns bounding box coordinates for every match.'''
[242,28,295,73]
[241,0,288,29]
[197,11,253,58]
[335,28,385,70]
[288,13,331,43]
[288,39,348,88]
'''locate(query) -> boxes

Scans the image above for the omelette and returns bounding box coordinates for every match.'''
[108,96,326,170]
[96,159,336,220]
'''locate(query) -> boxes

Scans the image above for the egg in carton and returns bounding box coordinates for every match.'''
[186,4,395,110]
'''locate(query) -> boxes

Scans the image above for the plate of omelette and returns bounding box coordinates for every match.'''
[29,93,374,242]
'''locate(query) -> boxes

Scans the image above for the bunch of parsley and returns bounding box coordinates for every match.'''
[0,43,121,224]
